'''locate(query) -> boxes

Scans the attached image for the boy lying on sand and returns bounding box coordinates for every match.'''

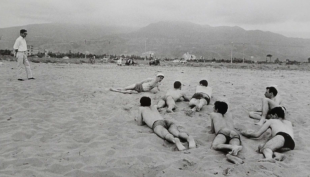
[249,86,284,126]
[156,81,190,113]
[136,96,196,150]
[186,80,212,115]
[209,101,244,164]
[110,73,164,94]
[241,107,294,163]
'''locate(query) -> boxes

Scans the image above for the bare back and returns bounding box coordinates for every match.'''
[269,119,294,138]
[211,112,235,134]
[139,106,163,128]
[196,85,212,97]
[166,89,184,101]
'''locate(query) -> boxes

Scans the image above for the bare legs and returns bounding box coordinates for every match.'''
[249,97,279,126]
[153,124,196,151]
[257,135,285,163]
[212,134,243,164]
[156,96,176,113]
[110,84,139,94]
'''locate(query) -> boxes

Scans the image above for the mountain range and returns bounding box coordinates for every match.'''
[1,21,310,62]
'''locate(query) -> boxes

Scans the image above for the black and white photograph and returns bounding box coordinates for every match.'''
[0,0,310,176]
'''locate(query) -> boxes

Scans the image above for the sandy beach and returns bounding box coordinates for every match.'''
[0,61,310,177]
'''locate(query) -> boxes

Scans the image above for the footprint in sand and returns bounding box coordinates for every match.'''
[12,132,32,141]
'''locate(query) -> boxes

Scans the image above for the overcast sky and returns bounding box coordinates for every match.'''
[1,0,310,38]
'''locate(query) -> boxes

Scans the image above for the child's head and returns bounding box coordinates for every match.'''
[174,81,182,89]
[140,96,151,107]
[214,101,228,115]
[267,107,285,119]
[199,80,208,87]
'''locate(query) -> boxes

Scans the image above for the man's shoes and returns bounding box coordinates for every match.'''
[18,79,24,81]
[28,77,35,80]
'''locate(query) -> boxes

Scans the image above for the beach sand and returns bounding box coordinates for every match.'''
[0,61,309,177]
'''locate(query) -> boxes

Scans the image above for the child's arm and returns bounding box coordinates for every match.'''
[241,120,271,138]
[136,108,145,126]
[209,114,215,134]
[138,78,153,84]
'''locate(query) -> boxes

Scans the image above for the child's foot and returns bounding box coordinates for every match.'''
[188,136,196,149]
[166,109,173,113]
[258,158,276,163]
[174,138,186,151]
[226,154,244,164]
[274,152,285,161]
[229,145,242,156]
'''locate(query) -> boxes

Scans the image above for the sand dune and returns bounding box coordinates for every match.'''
[0,61,309,177]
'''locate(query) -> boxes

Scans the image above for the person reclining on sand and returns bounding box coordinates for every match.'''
[110,73,164,94]
[209,101,244,164]
[249,86,284,126]
[156,81,190,113]
[241,107,294,163]
[186,80,212,115]
[136,96,196,151]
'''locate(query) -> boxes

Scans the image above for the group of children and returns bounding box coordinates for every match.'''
[110,73,295,164]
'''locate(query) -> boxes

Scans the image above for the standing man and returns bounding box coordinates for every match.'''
[13,29,34,81]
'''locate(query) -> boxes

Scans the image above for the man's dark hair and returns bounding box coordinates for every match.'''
[174,81,181,89]
[214,101,228,115]
[266,86,278,96]
[140,96,151,107]
[267,107,285,119]
[199,80,208,87]
[20,29,27,33]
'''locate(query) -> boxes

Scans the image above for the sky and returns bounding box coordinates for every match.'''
[1,0,310,39]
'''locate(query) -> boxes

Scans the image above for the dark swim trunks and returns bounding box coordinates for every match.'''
[152,120,174,130]
[133,83,144,93]
[217,129,241,144]
[191,92,210,105]
[276,132,295,150]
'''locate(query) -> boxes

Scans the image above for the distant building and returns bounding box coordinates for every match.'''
[141,51,155,58]
[27,45,39,56]
[182,52,196,60]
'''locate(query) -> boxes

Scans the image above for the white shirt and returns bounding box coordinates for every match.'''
[13,36,27,52]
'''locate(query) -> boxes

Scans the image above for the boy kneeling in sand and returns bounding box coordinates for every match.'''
[110,73,164,94]
[241,107,294,163]
[136,96,196,150]
[210,101,244,164]
[156,81,190,113]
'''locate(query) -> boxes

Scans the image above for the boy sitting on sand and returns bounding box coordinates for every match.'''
[156,81,190,113]
[186,80,212,115]
[241,107,294,163]
[209,101,244,164]
[136,96,196,151]
[249,86,284,126]
[110,73,164,94]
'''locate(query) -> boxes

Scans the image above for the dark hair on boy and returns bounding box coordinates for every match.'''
[267,107,285,119]
[266,86,278,96]
[199,80,208,87]
[174,81,181,89]
[214,101,228,115]
[140,96,151,107]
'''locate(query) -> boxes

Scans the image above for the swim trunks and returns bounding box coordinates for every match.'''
[217,128,241,144]
[133,83,144,93]
[152,120,174,130]
[276,132,295,150]
[191,92,210,105]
